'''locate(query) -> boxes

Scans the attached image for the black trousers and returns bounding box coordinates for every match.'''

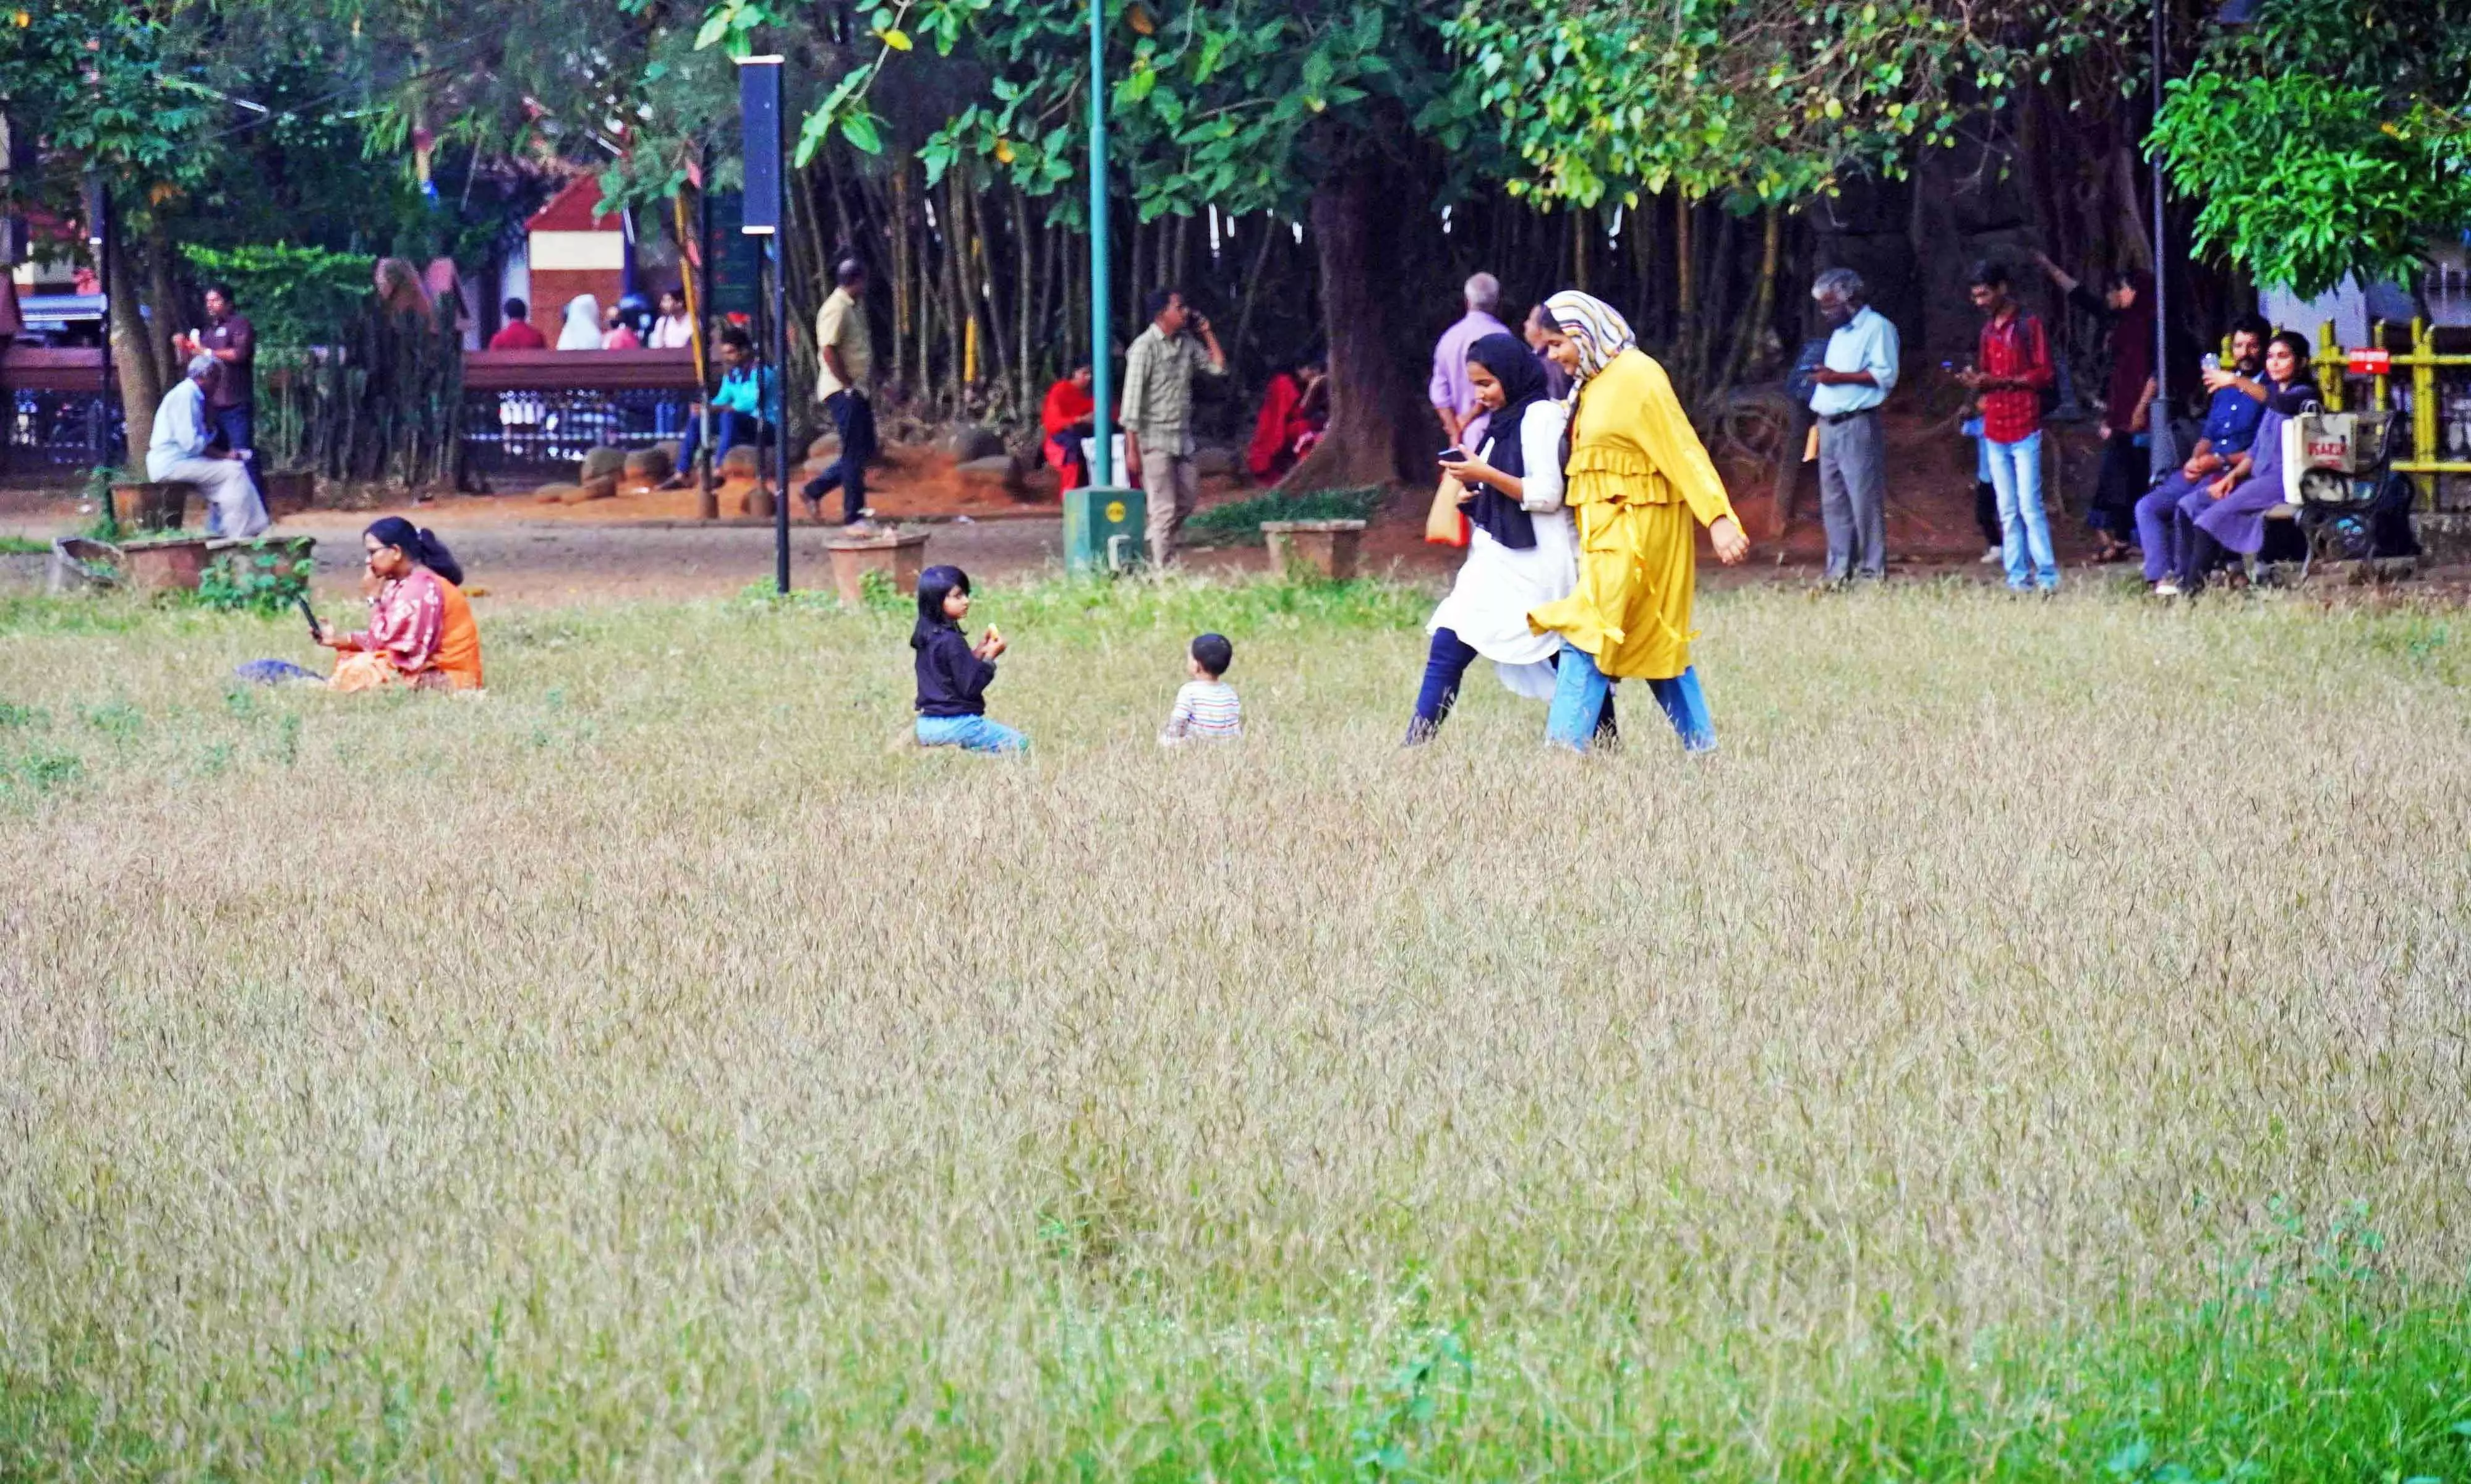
[803,391,879,523]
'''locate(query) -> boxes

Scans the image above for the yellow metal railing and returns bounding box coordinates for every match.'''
[2318,317,2471,501]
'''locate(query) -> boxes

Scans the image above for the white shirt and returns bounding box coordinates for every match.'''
[1426,399,1576,698]
[146,378,210,479]
[1811,305,1900,416]
[647,313,695,351]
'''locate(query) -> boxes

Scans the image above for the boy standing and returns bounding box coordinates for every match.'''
[1958,260,2059,592]
[1159,633,1242,744]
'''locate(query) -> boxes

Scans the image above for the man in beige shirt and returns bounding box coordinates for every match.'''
[801,258,880,526]
[1120,286,1227,565]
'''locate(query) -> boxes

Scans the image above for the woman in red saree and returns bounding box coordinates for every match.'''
[1246,353,1327,482]
[321,518,484,691]
[1041,365,1096,490]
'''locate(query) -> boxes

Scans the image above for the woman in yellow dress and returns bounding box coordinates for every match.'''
[1527,292,1749,752]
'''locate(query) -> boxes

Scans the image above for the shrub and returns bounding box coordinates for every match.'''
[1182,486,1386,547]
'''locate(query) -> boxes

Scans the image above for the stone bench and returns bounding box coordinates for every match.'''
[1260,519,1367,581]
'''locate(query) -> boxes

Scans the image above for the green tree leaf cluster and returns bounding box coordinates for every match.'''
[2149,0,2471,297]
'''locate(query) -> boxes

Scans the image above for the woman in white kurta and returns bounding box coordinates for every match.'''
[1404,331,1578,743]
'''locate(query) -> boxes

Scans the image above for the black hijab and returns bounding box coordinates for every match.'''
[1463,332,1550,550]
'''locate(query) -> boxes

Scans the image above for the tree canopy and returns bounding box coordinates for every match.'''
[2149,0,2471,297]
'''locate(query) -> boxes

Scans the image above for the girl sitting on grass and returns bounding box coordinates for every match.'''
[911,565,1026,753]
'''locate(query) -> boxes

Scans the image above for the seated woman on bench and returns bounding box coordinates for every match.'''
[2159,330,2317,597]
[318,518,484,691]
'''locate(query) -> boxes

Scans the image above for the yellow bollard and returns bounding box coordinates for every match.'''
[2318,319,2342,411]
[2412,318,2439,505]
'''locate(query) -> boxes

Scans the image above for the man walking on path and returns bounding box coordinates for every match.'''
[1806,267,1900,584]
[148,353,267,539]
[1430,273,1510,452]
[177,284,263,508]
[1958,260,2060,592]
[1120,286,1227,565]
[801,258,879,527]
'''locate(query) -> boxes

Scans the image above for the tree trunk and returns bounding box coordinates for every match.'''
[105,229,162,470]
[1280,169,1418,493]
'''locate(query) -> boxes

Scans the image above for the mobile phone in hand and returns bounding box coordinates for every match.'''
[1437,447,1467,464]
[293,594,325,642]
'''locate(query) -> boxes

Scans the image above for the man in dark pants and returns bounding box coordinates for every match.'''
[180,284,262,507]
[801,258,879,527]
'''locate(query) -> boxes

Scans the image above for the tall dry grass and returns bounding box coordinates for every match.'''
[2,577,2469,1478]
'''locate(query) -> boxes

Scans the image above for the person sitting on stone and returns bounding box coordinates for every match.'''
[145,352,267,539]
[661,328,775,491]
[1041,364,1096,490]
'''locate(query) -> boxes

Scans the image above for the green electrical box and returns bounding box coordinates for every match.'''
[1062,485,1146,575]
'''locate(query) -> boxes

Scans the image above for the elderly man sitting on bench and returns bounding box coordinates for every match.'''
[147,352,268,539]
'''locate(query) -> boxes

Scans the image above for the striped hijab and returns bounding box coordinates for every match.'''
[1543,291,1637,382]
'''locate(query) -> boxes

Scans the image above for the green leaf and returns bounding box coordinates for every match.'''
[840,111,884,155]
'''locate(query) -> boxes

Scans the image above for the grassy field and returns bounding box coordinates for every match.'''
[3,574,2470,1480]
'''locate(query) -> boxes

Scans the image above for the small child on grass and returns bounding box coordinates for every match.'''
[911,564,1026,753]
[1159,632,1242,744]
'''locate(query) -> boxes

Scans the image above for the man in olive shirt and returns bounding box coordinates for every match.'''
[801,258,879,526]
[178,283,263,506]
[1119,286,1227,565]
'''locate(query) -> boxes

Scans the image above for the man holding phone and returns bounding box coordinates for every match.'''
[1120,287,1227,565]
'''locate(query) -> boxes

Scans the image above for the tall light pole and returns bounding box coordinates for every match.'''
[2150,0,2169,472]
[1088,0,1113,487]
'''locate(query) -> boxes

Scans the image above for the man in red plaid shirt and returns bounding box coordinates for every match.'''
[1957,260,2060,592]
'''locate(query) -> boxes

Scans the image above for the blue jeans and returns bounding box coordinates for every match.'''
[676,410,770,475]
[1545,641,1712,754]
[1984,431,2058,591]
[916,714,1028,753]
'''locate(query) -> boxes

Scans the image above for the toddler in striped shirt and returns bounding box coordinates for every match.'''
[1159,632,1242,744]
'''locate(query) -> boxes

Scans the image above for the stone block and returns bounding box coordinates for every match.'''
[623,446,675,483]
[943,423,1007,463]
[720,444,764,478]
[563,475,620,503]
[534,483,580,503]
[1260,519,1367,581]
[578,445,628,482]
[826,529,929,607]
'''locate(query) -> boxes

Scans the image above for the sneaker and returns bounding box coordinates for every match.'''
[2153,578,2182,598]
[1979,546,2002,565]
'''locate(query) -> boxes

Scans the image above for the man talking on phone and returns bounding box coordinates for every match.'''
[1120,287,1227,566]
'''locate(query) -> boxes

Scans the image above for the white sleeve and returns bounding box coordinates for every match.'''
[1518,403,1569,511]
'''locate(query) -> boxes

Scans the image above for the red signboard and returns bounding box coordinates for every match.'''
[2347,348,2392,375]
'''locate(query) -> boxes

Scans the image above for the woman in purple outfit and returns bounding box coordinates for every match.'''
[2160,331,2316,597]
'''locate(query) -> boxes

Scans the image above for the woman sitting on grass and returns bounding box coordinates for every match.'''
[911,565,1025,753]
[318,518,484,692]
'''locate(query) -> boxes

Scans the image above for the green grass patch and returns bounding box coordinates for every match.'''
[1182,484,1386,546]
[3,578,2470,1475]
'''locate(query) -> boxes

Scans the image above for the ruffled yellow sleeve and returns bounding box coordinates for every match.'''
[1622,352,1737,529]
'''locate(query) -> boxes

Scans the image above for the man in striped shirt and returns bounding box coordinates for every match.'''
[1159,633,1243,744]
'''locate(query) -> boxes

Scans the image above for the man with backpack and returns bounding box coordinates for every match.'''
[1957,259,2059,592]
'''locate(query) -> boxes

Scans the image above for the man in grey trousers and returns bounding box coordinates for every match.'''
[1806,268,1900,583]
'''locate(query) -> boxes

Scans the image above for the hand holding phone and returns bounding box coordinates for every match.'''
[293,594,326,644]
[1436,447,1467,464]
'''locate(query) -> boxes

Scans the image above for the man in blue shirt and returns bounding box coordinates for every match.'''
[1806,267,1901,584]
[2133,317,2269,588]
[667,327,776,493]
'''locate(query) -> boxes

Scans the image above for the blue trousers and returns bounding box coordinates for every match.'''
[212,404,266,501]
[1545,641,1712,754]
[1415,627,1614,738]
[801,391,878,523]
[677,410,770,474]
[916,714,1028,753]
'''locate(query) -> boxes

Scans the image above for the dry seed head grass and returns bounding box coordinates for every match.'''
[1,577,2467,1474]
